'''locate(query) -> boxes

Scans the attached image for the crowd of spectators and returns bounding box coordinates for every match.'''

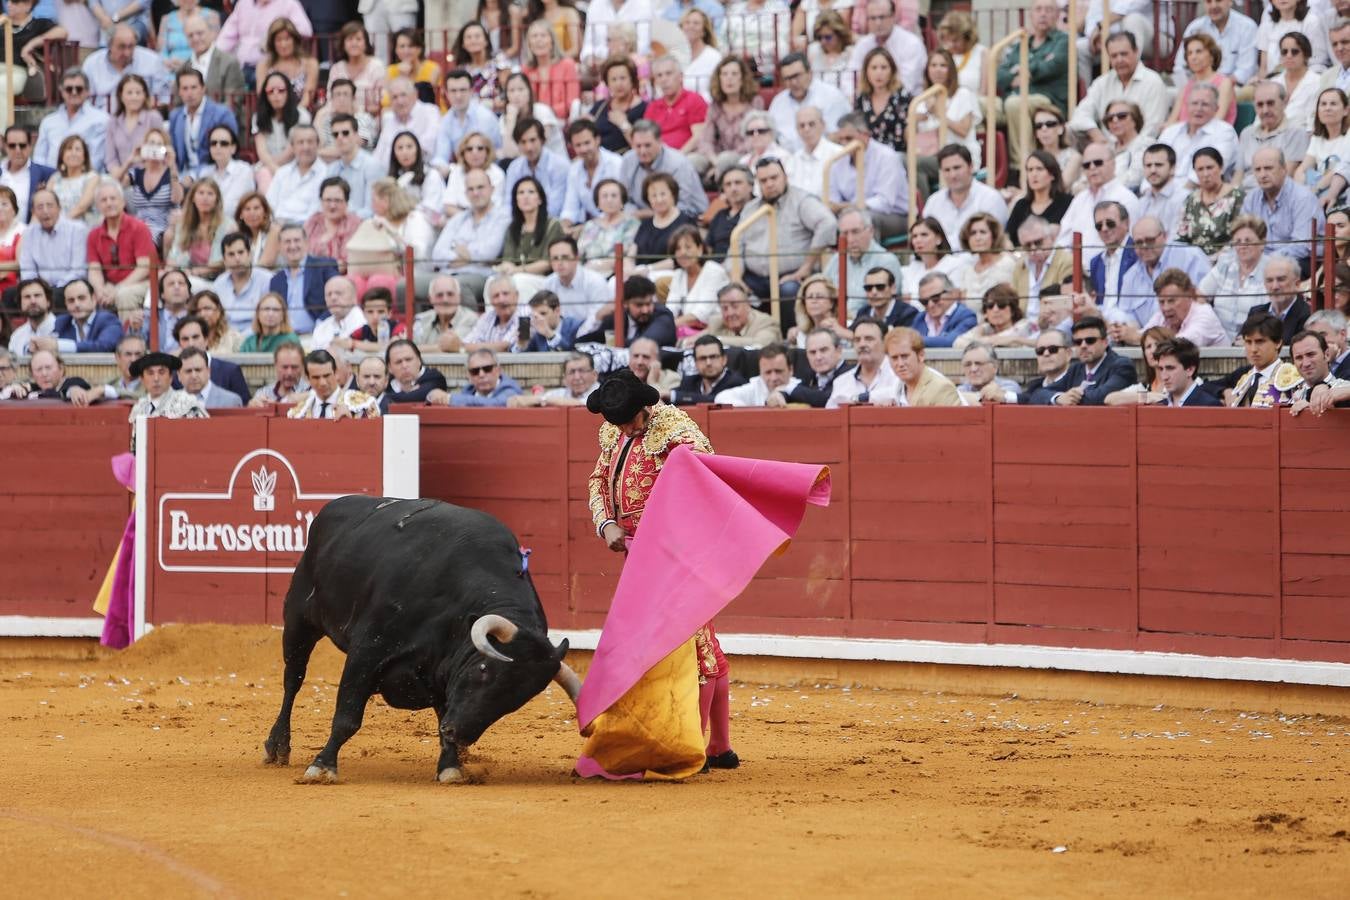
[2,0,1350,415]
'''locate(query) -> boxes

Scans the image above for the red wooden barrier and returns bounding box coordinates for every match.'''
[7,406,1350,669]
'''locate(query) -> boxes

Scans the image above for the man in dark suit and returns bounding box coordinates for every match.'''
[1058,315,1138,405]
[786,328,854,407]
[1247,255,1310,344]
[173,314,250,405]
[4,348,90,401]
[848,266,918,332]
[1,125,54,223]
[182,14,247,100]
[381,338,447,410]
[1306,309,1350,379]
[28,278,121,354]
[1020,329,1080,405]
[1155,337,1221,407]
[270,224,340,330]
[168,68,239,175]
[670,334,747,405]
[576,276,677,347]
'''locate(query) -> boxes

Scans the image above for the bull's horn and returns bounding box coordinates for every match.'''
[470,614,519,663]
[553,663,582,703]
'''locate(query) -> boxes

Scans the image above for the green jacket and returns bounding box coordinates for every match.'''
[996,29,1070,118]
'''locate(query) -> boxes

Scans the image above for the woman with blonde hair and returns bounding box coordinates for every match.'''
[527,0,583,58]
[124,127,182,246]
[240,293,303,354]
[346,178,435,297]
[789,274,852,348]
[522,20,579,120]
[681,9,722,97]
[256,19,320,110]
[936,10,987,95]
[806,11,853,90]
[442,131,504,218]
[164,178,235,282]
[189,289,244,354]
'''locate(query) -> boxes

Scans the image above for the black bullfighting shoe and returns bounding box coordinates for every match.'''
[706,750,740,769]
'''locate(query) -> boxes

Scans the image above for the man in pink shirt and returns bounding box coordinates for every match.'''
[216,0,313,70]
[1118,268,1229,348]
[643,56,707,153]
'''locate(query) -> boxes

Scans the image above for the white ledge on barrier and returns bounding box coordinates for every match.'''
[548,630,1350,689]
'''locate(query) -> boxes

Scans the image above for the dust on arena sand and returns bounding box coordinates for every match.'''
[2,625,1348,898]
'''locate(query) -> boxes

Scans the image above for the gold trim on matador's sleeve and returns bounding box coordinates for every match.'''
[641,404,713,463]
[588,441,615,530]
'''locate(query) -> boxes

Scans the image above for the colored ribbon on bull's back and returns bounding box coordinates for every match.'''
[575,446,831,779]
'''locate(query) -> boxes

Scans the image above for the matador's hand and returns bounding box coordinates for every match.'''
[601,522,627,553]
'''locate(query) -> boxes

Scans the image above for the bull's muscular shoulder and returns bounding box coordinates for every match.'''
[642,404,712,459]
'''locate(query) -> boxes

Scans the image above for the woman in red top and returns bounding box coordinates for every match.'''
[522,20,578,120]
[0,186,24,297]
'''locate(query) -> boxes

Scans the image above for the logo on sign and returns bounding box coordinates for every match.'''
[157,449,346,574]
[252,466,277,511]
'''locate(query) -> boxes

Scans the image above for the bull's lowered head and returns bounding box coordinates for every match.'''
[440,614,582,750]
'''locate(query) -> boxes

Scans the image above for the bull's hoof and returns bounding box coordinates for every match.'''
[263,740,289,766]
[436,767,464,783]
[297,764,339,784]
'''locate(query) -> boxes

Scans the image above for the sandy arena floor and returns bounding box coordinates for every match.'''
[2,624,1348,898]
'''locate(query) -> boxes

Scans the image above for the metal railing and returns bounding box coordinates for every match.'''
[905,84,947,230]
[727,204,780,323]
[821,139,864,214]
[986,28,1028,181]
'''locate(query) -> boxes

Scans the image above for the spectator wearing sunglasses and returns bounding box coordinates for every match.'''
[1055,141,1141,266]
[432,349,523,407]
[0,124,53,223]
[35,70,110,175]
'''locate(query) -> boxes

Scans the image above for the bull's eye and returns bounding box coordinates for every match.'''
[479,663,487,672]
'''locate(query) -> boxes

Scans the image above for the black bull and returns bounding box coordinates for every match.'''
[263,495,582,783]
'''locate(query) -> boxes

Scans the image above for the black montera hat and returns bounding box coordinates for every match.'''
[586,368,660,425]
[129,351,182,378]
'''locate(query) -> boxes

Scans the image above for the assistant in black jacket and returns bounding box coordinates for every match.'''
[381,339,448,411]
[671,334,748,405]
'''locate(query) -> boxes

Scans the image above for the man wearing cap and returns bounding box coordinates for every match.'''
[585,369,737,771]
[126,351,208,448]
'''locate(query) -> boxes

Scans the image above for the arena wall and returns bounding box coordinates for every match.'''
[5,405,1350,678]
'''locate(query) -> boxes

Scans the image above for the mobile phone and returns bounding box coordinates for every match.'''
[144,145,167,161]
[518,315,531,342]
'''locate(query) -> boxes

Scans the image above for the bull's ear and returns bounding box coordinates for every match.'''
[553,637,570,660]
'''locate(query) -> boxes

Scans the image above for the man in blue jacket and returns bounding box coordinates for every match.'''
[168,69,237,175]
[911,272,977,348]
[1,125,55,223]
[1057,315,1138,405]
[32,278,121,354]
[269,224,339,331]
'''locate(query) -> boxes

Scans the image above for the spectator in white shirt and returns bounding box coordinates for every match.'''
[1069,31,1169,143]
[1156,82,1239,188]
[785,105,842,198]
[713,342,802,407]
[921,144,1009,251]
[265,124,324,225]
[768,53,852,152]
[310,275,367,352]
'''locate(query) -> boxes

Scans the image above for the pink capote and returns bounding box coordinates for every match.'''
[576,446,831,734]
[100,453,137,649]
